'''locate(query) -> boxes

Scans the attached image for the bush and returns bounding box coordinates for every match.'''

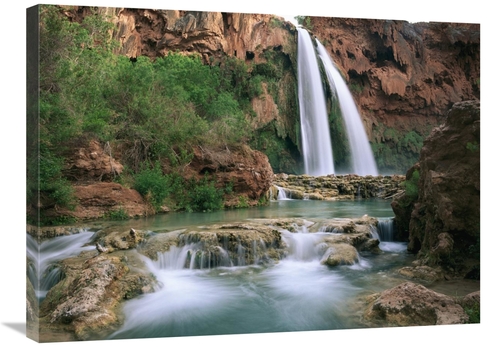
[105,207,130,220]
[133,162,169,211]
[39,146,76,209]
[404,170,420,200]
[464,302,480,323]
[186,175,224,212]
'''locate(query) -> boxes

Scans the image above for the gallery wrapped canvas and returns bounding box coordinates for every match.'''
[25,1,481,345]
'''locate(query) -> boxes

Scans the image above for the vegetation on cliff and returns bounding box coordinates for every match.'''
[29,6,293,223]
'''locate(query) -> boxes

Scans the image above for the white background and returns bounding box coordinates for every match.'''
[2,1,496,346]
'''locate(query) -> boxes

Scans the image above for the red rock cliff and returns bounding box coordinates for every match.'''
[392,100,480,279]
[309,17,480,143]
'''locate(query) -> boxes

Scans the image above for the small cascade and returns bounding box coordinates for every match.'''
[369,225,381,241]
[276,186,292,200]
[26,231,95,301]
[315,39,378,176]
[297,27,335,176]
[156,232,274,270]
[376,218,395,242]
[279,222,325,262]
[373,218,408,253]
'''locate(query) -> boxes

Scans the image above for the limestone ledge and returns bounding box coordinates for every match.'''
[270,173,405,200]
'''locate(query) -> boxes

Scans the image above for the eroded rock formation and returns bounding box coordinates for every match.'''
[180,144,275,207]
[392,100,480,279]
[38,246,157,341]
[309,17,479,172]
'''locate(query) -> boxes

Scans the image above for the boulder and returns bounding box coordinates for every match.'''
[364,281,469,326]
[39,251,157,341]
[320,243,359,266]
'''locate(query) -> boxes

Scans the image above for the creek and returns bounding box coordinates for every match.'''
[109,199,413,338]
[28,198,420,339]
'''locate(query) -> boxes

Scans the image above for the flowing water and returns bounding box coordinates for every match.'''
[28,199,479,340]
[103,199,414,339]
[26,230,95,301]
[297,27,335,176]
[316,39,378,176]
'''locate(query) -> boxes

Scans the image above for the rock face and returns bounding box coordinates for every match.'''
[63,140,123,182]
[392,100,480,278]
[364,281,469,326]
[181,144,275,207]
[310,17,479,135]
[64,7,295,64]
[309,17,480,172]
[42,182,154,221]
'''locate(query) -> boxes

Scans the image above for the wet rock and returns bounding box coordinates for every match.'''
[139,222,287,268]
[321,243,359,266]
[39,251,157,340]
[397,265,445,283]
[272,174,405,201]
[364,281,468,326]
[94,227,147,253]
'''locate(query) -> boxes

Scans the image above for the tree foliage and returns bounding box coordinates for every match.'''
[35,6,261,217]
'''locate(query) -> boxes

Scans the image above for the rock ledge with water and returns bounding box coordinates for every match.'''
[271,173,405,201]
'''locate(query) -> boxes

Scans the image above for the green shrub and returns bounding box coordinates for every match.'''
[186,175,224,212]
[404,170,420,200]
[105,207,130,220]
[464,302,480,323]
[236,195,250,208]
[466,141,479,153]
[39,146,76,209]
[133,162,169,211]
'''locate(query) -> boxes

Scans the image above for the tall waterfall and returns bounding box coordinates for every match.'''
[316,39,378,176]
[297,27,335,176]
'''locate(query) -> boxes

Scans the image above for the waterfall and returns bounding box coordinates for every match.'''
[26,231,95,300]
[376,218,395,242]
[316,39,378,176]
[297,27,335,176]
[276,186,292,200]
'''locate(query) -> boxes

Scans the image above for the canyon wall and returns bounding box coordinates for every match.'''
[391,100,480,279]
[64,7,480,174]
[309,17,480,172]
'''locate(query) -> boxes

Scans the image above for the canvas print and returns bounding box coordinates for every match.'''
[26,3,480,343]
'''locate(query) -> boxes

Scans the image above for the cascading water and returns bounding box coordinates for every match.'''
[110,221,362,339]
[373,218,408,253]
[377,217,395,241]
[297,27,335,176]
[26,231,95,300]
[316,39,378,176]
